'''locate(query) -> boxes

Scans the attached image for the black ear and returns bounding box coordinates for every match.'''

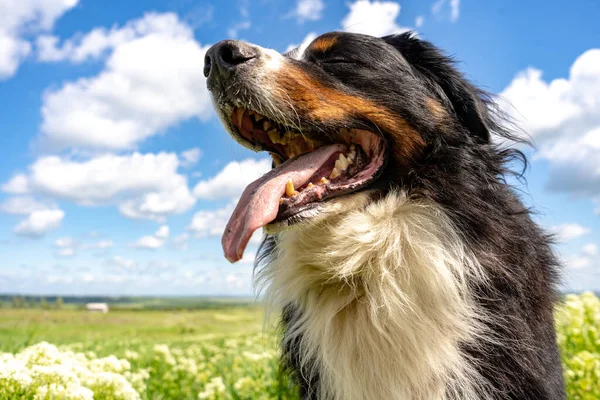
[383,32,492,144]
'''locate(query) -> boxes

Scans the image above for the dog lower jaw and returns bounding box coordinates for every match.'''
[263,191,374,235]
[257,191,494,400]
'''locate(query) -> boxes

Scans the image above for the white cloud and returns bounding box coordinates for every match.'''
[226,273,244,288]
[37,12,189,63]
[239,252,257,265]
[193,158,271,200]
[285,32,317,54]
[53,236,114,256]
[0,196,53,215]
[94,240,114,249]
[228,21,251,39]
[119,185,196,222]
[415,16,424,28]
[1,174,30,194]
[55,248,74,257]
[0,0,78,79]
[180,148,203,168]
[132,225,170,249]
[132,235,164,250]
[341,0,409,37]
[295,0,325,23]
[155,225,170,240]
[500,49,600,201]
[563,242,600,272]
[582,244,598,257]
[565,255,592,270]
[54,237,76,257]
[227,6,251,38]
[187,201,264,247]
[36,13,212,151]
[14,209,64,237]
[431,0,460,22]
[55,237,76,248]
[551,223,591,242]
[172,232,190,250]
[108,255,137,270]
[3,152,195,222]
[188,202,235,238]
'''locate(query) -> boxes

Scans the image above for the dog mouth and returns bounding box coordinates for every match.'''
[221,106,387,262]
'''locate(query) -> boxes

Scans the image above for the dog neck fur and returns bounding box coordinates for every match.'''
[257,191,495,400]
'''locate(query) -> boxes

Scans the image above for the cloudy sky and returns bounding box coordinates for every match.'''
[0,0,598,296]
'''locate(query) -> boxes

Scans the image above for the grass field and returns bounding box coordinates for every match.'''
[1,293,599,399]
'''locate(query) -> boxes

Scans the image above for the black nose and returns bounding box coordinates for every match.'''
[204,40,258,80]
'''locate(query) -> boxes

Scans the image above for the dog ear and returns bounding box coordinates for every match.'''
[382,33,492,144]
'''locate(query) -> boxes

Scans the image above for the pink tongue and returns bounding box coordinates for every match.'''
[222,144,345,262]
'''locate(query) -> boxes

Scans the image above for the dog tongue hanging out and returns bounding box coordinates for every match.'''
[222,121,385,262]
[205,31,565,400]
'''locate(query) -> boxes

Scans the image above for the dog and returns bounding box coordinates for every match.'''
[204,31,565,399]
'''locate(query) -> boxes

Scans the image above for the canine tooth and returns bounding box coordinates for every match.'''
[235,108,244,127]
[255,114,264,121]
[279,198,284,204]
[329,168,341,179]
[267,129,280,144]
[307,182,314,188]
[263,120,271,130]
[285,179,297,197]
[338,153,349,170]
[347,145,356,163]
[319,177,329,185]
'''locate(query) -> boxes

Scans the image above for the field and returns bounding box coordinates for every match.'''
[1,293,599,399]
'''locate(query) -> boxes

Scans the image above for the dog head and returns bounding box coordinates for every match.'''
[204,31,514,262]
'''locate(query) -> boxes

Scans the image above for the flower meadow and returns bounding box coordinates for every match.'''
[1,292,599,399]
[0,333,297,400]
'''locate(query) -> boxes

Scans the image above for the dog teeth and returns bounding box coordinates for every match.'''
[319,177,329,185]
[267,129,280,144]
[285,179,297,197]
[263,120,271,130]
[254,113,264,121]
[279,198,284,204]
[307,182,314,188]
[347,144,356,163]
[329,168,341,179]
[335,153,349,171]
[235,108,244,127]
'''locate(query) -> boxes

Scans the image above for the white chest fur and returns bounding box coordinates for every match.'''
[258,192,494,400]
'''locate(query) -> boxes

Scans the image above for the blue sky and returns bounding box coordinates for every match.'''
[0,0,599,296]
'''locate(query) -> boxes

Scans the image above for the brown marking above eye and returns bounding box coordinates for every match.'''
[273,64,426,165]
[309,35,339,53]
[425,98,447,120]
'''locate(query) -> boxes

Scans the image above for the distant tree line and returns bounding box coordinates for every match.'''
[7,296,64,309]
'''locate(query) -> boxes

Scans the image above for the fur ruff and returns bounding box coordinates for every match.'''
[258,191,497,400]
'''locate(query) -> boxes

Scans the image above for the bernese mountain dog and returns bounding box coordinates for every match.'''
[203,31,565,399]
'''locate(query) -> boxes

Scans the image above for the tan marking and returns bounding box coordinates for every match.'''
[426,97,447,120]
[310,35,339,53]
[274,65,425,165]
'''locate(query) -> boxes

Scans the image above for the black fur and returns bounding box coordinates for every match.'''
[252,31,566,399]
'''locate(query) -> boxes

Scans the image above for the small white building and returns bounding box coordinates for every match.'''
[86,303,109,313]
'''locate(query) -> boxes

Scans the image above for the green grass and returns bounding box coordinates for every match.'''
[0,306,265,354]
[1,293,599,399]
